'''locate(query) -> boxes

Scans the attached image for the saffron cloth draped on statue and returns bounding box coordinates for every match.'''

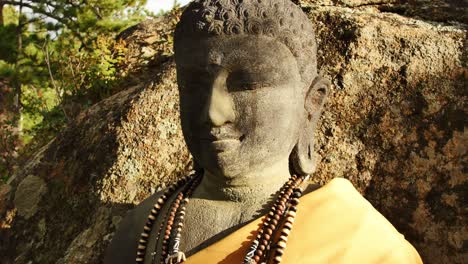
[187,178,423,264]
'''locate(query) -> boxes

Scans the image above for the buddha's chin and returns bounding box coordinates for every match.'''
[206,155,241,179]
[196,150,244,179]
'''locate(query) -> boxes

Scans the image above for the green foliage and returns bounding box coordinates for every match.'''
[0,24,17,62]
[0,0,152,182]
[0,60,14,77]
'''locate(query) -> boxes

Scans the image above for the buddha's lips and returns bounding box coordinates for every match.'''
[197,127,244,142]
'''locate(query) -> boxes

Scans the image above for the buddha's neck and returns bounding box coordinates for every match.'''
[193,159,291,203]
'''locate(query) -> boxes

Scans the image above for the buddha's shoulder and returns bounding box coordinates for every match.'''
[300,178,407,243]
[299,178,423,263]
[304,177,366,202]
[300,178,376,218]
[104,191,163,264]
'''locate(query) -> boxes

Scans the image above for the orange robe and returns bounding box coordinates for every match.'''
[186,178,423,264]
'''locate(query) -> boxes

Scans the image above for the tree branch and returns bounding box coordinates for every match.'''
[1,0,90,50]
[42,40,70,122]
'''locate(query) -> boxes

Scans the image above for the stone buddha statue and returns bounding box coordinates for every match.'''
[105,1,422,263]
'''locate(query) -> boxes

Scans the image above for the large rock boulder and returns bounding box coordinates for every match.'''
[1,2,466,264]
[307,4,466,263]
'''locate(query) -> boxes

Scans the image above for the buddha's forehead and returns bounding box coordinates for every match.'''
[175,35,299,73]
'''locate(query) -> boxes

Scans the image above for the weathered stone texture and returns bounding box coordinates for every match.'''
[307,5,467,263]
[1,2,466,264]
[1,61,190,263]
[13,175,47,219]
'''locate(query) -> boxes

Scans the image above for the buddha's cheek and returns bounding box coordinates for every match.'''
[231,86,304,171]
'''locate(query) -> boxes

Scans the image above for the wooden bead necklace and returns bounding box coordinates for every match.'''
[136,171,309,264]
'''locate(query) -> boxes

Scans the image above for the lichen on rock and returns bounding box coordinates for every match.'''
[13,175,47,219]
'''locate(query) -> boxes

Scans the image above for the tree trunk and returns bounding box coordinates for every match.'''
[0,2,4,26]
[13,0,23,136]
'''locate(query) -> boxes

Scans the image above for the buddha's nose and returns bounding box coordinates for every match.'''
[202,69,235,127]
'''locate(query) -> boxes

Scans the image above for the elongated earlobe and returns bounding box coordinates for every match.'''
[290,76,329,175]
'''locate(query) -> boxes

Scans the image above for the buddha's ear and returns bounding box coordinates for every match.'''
[305,76,329,122]
[290,76,329,176]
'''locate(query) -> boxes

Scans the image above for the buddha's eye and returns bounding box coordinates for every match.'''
[238,82,265,90]
[227,71,269,92]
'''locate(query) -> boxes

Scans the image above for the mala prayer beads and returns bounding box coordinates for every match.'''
[136,172,309,264]
[243,175,308,264]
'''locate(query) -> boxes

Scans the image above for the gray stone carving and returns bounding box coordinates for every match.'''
[105,0,329,263]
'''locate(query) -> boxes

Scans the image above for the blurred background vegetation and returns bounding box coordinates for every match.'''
[0,0,183,182]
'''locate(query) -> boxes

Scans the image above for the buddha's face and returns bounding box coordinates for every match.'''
[176,35,309,178]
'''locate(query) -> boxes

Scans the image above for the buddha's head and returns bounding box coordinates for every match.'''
[174,0,329,179]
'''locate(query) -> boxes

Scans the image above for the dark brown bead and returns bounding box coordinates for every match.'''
[253,256,260,262]
[269,224,277,232]
[271,219,278,226]
[291,198,300,205]
[276,248,284,256]
[292,191,301,198]
[284,222,293,230]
